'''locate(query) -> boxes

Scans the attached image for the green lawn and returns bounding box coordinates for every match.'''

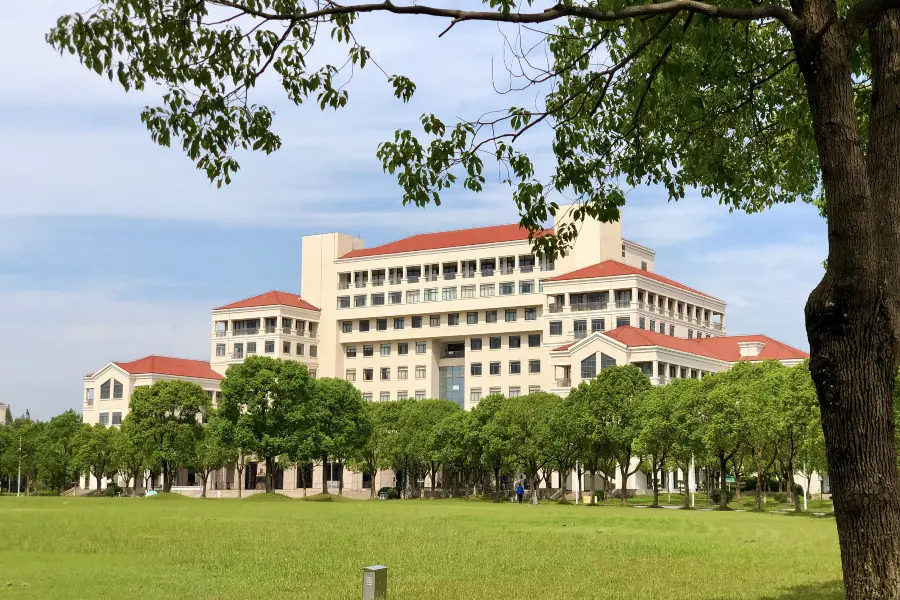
[0,495,842,600]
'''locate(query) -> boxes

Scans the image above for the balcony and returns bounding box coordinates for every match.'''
[338,281,350,290]
[443,273,457,281]
[389,277,402,285]
[215,331,227,337]
[615,301,631,309]
[265,326,277,334]
[282,327,293,335]
[519,264,534,273]
[571,302,608,312]
[355,281,368,289]
[712,323,724,331]
[372,278,385,287]
[548,304,564,313]
[556,378,572,388]
[407,275,420,283]
[233,328,258,336]
[461,271,475,279]
[425,274,438,282]
[232,352,244,359]
[481,268,494,277]
[500,266,514,275]
[572,330,587,340]
[441,349,466,359]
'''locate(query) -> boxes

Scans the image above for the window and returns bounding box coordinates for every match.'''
[416,341,427,354]
[622,243,626,258]
[398,367,409,380]
[425,288,438,302]
[669,325,675,336]
[415,366,427,379]
[470,337,483,351]
[529,360,541,374]
[372,293,385,306]
[283,341,291,354]
[346,369,356,382]
[233,343,244,359]
[480,283,495,297]
[489,387,502,395]
[338,296,350,308]
[509,361,521,374]
[467,312,478,325]
[389,292,402,305]
[398,391,409,400]
[650,319,656,332]
[461,285,476,299]
[374,391,388,402]
[394,317,405,330]
[591,318,605,332]
[363,393,373,402]
[310,346,317,358]
[616,316,631,328]
[407,290,420,303]
[283,318,292,330]
[112,412,122,426]
[415,390,427,400]
[99,412,109,426]
[601,353,617,369]
[265,340,275,353]
[639,318,646,330]
[296,343,305,356]
[448,313,460,326]
[471,363,482,376]
[519,280,535,294]
[500,282,514,295]
[377,319,387,331]
[359,320,370,332]
[581,354,597,379]
[355,295,367,307]
[525,307,537,321]
[381,367,391,381]
[113,380,123,399]
[412,316,423,328]
[342,321,353,333]
[310,369,317,379]
[398,342,409,355]
[430,315,441,327]
[380,344,391,357]
[659,321,665,334]
[486,310,498,323]
[641,261,648,271]
[509,387,521,398]
[509,335,521,348]
[688,329,694,339]
[363,345,374,357]
[490,337,501,350]
[216,344,226,357]
[505,309,517,322]
[470,389,482,403]
[528,385,541,394]
[346,345,357,358]
[549,321,562,336]
[528,334,541,347]
[489,362,501,375]
[442,287,457,300]
[363,368,374,381]
[85,389,94,405]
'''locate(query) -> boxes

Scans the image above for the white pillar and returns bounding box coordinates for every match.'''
[689,455,696,508]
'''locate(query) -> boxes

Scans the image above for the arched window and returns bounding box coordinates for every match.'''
[580,354,596,380]
[100,379,111,400]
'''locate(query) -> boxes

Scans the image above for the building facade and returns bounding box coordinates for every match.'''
[81,204,810,496]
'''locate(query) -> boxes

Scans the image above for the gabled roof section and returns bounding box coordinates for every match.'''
[694,335,809,363]
[112,356,224,380]
[552,342,576,352]
[545,260,720,301]
[603,327,726,359]
[339,223,550,259]
[215,290,320,312]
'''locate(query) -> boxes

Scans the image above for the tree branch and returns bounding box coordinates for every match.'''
[846,0,900,40]
[209,0,804,34]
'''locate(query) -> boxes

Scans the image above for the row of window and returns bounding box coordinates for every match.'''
[361,385,544,403]
[470,360,542,376]
[85,379,124,404]
[347,365,427,382]
[342,308,538,334]
[217,341,318,358]
[547,316,713,339]
[97,412,123,426]
[345,334,542,358]
[338,281,539,308]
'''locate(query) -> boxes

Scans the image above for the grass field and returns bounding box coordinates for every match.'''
[0,495,842,600]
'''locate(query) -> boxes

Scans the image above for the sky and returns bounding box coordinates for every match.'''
[1,2,826,419]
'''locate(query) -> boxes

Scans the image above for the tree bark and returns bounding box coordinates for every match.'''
[680,463,690,509]
[755,453,764,512]
[338,459,344,496]
[651,459,659,508]
[95,471,101,492]
[796,5,900,598]
[201,473,207,498]
[162,460,171,492]
[588,468,596,505]
[717,453,729,510]
[321,457,329,495]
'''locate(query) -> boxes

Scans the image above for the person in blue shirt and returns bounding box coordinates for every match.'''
[516,481,524,504]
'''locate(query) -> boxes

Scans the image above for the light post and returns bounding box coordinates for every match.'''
[17,435,22,497]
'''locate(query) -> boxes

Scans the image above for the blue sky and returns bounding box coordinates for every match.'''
[2,2,826,419]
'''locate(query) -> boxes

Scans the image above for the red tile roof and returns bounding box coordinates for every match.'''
[215,290,320,312]
[112,356,224,380]
[340,223,549,259]
[545,260,720,300]
[558,326,808,363]
[552,342,576,352]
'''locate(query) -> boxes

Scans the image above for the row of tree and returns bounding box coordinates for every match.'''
[3,356,849,511]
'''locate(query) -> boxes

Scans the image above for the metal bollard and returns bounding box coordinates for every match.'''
[362,565,388,600]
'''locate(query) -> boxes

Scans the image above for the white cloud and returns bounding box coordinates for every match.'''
[623,195,725,248]
[0,283,213,420]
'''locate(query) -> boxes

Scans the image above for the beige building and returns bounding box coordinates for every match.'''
[81,204,810,496]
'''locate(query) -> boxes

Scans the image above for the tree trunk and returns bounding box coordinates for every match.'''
[681,463,690,509]
[95,471,101,492]
[734,468,742,503]
[588,468,596,505]
[264,457,275,493]
[162,460,171,492]
[618,463,629,506]
[338,460,344,496]
[651,459,659,508]
[236,465,243,499]
[755,454,763,512]
[796,7,900,597]
[321,457,329,495]
[717,453,729,510]
[201,473,207,498]
[787,454,801,513]
[529,472,536,504]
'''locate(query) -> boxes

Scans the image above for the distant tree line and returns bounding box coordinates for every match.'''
[0,358,866,511]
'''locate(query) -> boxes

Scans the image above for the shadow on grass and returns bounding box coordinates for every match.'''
[710,581,844,600]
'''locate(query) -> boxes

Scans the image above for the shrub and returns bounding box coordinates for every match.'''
[771,492,788,503]
[377,487,399,499]
[709,488,735,505]
[102,484,123,497]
